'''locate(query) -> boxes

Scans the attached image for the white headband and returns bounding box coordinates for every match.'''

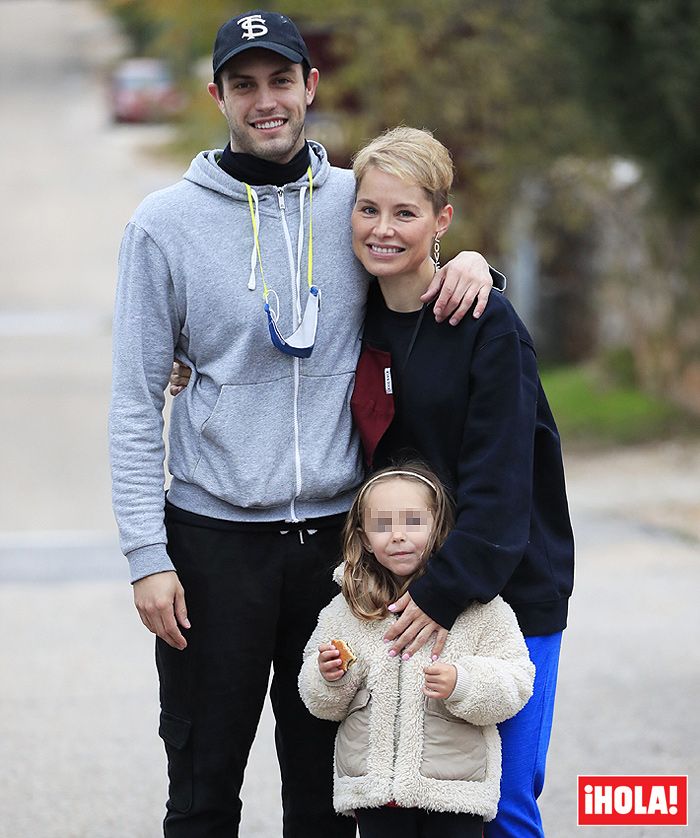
[357,469,438,505]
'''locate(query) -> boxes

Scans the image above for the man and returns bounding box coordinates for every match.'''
[110,10,499,838]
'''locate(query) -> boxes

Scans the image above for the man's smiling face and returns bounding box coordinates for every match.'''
[208,48,319,163]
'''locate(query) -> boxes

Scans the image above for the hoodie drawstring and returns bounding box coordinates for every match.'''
[279,527,318,545]
[294,185,308,323]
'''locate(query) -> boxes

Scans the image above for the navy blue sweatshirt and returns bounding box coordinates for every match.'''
[351,283,574,636]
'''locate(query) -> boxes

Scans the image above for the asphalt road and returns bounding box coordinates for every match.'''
[1,2,698,836]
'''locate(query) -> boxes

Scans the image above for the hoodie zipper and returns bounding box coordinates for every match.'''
[277,186,303,521]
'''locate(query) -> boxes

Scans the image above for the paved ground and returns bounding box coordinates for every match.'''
[1,2,698,836]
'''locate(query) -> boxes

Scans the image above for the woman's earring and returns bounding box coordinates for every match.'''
[433,236,441,271]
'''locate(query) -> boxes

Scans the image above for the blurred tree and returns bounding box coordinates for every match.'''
[102,0,160,55]
[280,0,596,252]
[548,0,700,216]
[102,0,219,77]
[548,0,700,409]
[101,0,595,251]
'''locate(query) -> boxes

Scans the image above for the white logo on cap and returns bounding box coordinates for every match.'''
[238,15,269,41]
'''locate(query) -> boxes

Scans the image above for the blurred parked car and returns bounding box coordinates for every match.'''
[109,58,185,123]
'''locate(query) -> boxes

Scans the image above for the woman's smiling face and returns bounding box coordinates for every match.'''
[352,167,448,279]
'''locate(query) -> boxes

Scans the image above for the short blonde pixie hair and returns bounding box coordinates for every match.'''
[352,126,454,214]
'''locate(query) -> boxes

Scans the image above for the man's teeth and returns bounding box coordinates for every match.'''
[255,119,285,129]
[370,245,402,254]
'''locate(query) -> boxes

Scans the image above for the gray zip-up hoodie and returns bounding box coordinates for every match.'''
[110,142,369,582]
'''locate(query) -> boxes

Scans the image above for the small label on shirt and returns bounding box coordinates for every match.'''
[384,367,393,395]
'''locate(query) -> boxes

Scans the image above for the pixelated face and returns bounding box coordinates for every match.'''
[361,478,434,581]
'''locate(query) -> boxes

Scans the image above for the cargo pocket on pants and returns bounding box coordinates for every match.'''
[159,711,193,814]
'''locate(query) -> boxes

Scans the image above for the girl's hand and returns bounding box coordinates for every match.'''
[422,662,457,699]
[318,642,345,682]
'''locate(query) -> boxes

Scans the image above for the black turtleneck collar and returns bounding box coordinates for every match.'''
[218,142,311,187]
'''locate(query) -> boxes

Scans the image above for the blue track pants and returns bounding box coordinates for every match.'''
[484,632,563,838]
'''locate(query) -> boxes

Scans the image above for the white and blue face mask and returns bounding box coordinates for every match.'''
[245,167,320,359]
[265,285,320,359]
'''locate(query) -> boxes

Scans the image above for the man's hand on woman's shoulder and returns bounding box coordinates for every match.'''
[422,250,495,324]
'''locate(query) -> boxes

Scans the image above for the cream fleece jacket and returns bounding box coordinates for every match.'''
[299,578,534,820]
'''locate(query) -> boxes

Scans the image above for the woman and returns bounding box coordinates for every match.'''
[347,126,574,838]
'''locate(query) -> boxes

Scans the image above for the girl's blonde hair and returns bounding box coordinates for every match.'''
[341,462,454,621]
[351,126,454,214]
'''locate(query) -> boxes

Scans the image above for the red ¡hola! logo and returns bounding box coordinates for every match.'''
[578,776,687,825]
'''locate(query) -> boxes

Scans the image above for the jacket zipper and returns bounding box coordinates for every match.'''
[277,186,304,521]
[392,643,403,786]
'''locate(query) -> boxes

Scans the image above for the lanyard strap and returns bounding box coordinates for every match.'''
[245,166,314,303]
[245,183,269,300]
[307,167,313,288]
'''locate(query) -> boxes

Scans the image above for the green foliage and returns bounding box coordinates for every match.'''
[600,347,638,388]
[103,1,700,220]
[282,0,595,250]
[103,0,160,54]
[100,0,595,252]
[542,364,691,445]
[548,0,700,214]
[102,0,224,78]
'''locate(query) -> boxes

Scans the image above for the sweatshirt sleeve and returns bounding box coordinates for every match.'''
[445,598,534,726]
[109,222,182,582]
[409,323,539,628]
[298,600,366,722]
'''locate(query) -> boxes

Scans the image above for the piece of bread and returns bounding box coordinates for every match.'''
[331,639,357,672]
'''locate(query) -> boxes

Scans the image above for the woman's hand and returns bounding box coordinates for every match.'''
[421,250,493,324]
[169,360,192,396]
[318,642,345,682]
[422,662,457,699]
[383,593,448,660]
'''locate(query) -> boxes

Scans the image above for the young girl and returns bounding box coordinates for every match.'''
[298,464,535,838]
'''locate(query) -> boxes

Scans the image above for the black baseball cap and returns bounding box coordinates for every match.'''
[212,10,311,78]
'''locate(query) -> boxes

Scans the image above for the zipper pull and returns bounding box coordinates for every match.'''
[277,187,285,210]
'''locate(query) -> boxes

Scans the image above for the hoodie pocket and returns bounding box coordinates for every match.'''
[192,379,295,508]
[335,688,371,778]
[298,371,364,500]
[420,698,486,781]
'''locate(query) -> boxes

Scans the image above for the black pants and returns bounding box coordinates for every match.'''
[157,503,356,838]
[355,807,483,838]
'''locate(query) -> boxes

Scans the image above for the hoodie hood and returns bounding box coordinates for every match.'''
[183,139,332,199]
